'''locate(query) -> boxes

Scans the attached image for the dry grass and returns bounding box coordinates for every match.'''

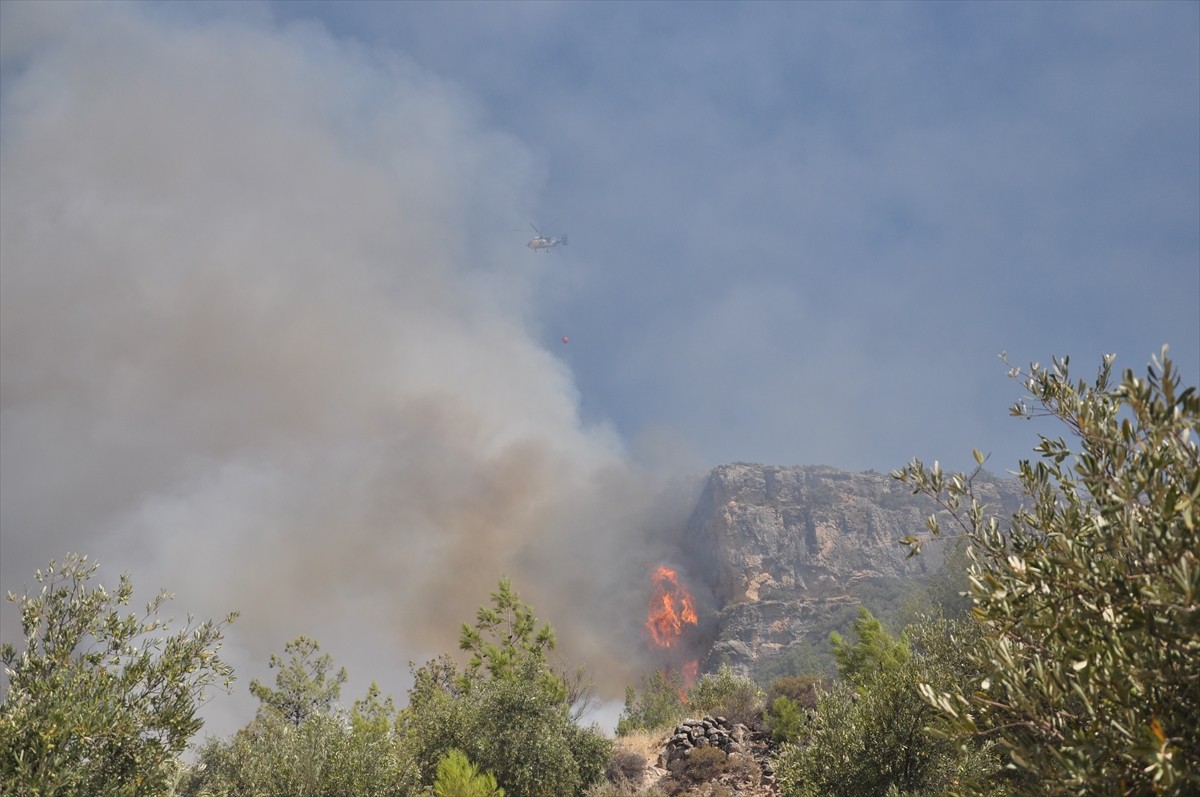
[613,728,667,766]
[587,729,672,797]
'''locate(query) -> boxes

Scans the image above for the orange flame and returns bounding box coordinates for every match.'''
[645,565,698,648]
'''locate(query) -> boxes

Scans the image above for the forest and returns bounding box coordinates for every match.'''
[2,352,1197,796]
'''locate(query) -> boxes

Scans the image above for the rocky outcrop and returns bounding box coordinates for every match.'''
[684,463,1023,675]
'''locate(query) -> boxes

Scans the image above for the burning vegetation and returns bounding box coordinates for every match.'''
[645,565,698,647]
[645,565,701,691]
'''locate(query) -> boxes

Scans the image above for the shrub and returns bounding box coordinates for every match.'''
[675,747,727,783]
[764,695,805,744]
[433,748,504,797]
[179,671,415,797]
[765,675,821,710]
[616,670,686,735]
[723,751,761,784]
[606,750,647,783]
[772,615,1009,797]
[403,661,597,797]
[685,665,764,727]
[676,785,731,797]
[568,721,616,794]
[585,780,668,797]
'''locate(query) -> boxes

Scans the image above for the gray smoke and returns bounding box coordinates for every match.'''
[0,2,693,735]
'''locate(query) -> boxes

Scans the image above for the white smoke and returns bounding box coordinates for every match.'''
[0,2,685,736]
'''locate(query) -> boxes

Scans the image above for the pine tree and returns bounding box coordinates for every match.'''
[433,749,504,797]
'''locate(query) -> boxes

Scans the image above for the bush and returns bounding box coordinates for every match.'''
[685,665,764,727]
[765,676,821,711]
[772,614,1009,797]
[585,780,668,797]
[752,641,837,683]
[723,751,761,783]
[606,750,647,784]
[433,748,504,797]
[616,670,686,735]
[182,709,415,797]
[764,695,805,744]
[567,721,616,794]
[673,747,726,783]
[674,785,731,797]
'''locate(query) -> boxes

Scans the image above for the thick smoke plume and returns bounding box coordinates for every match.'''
[0,3,693,734]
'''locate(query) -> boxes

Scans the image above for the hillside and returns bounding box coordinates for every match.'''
[676,463,1024,678]
[611,463,1026,794]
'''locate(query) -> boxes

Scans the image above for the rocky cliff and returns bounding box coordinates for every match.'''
[681,463,1023,676]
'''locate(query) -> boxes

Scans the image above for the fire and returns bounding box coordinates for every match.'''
[682,659,699,688]
[645,565,698,648]
[644,565,701,698]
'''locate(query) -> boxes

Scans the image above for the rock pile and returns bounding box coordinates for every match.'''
[664,715,750,762]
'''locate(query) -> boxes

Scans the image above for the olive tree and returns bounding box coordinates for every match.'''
[894,349,1199,795]
[0,554,237,797]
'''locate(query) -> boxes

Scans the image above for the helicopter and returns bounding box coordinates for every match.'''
[522,221,567,253]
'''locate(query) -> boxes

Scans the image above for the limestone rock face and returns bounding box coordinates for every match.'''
[684,463,1023,674]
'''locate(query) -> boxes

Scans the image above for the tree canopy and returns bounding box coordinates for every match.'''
[894,349,1199,795]
[180,640,414,797]
[248,635,348,727]
[457,576,559,696]
[7,350,1194,797]
[403,578,610,797]
[0,554,236,797]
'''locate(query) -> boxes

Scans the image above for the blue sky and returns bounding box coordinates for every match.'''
[1,0,1196,732]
